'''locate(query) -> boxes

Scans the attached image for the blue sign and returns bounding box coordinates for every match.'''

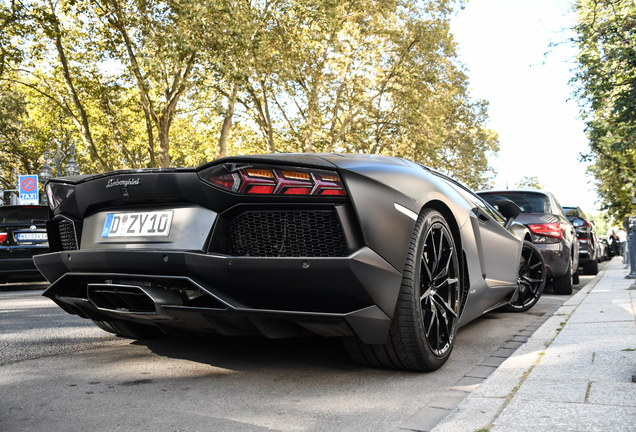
[19,175,39,204]
[102,214,114,237]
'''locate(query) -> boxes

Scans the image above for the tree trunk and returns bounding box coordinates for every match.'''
[304,75,320,153]
[49,1,108,172]
[142,101,157,168]
[216,81,238,160]
[157,114,171,168]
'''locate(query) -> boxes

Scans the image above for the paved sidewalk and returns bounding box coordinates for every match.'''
[432,257,636,432]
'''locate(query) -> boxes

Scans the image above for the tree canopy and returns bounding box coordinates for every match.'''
[571,0,636,222]
[1,0,499,192]
[514,175,544,190]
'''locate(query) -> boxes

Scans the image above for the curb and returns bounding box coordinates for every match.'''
[429,264,609,432]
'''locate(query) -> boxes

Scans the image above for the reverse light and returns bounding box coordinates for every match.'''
[199,164,347,196]
[528,223,563,239]
[0,232,7,243]
[46,182,76,211]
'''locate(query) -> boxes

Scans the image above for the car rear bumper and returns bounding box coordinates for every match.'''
[0,257,45,282]
[34,247,402,344]
[577,243,595,264]
[534,242,570,279]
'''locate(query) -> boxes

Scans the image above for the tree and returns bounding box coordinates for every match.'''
[0,0,499,192]
[572,0,636,222]
[514,175,544,189]
[588,211,610,236]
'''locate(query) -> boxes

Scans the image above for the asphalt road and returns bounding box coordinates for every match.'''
[0,267,605,432]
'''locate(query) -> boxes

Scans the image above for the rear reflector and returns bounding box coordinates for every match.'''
[199,164,347,196]
[528,223,563,239]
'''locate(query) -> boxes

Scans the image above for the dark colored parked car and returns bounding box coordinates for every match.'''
[35,154,545,371]
[478,190,579,295]
[0,205,49,283]
[598,238,610,262]
[563,206,599,275]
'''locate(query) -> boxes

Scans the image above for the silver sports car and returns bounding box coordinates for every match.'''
[35,153,545,371]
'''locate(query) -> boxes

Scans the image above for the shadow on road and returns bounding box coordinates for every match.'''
[131,332,369,374]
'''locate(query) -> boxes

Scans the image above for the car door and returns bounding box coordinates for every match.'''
[451,187,521,289]
[468,199,521,288]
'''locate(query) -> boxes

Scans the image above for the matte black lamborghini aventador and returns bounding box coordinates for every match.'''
[35,154,546,371]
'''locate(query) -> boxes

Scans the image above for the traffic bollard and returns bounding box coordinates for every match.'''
[626,221,636,279]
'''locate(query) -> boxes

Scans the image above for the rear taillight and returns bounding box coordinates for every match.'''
[528,223,563,239]
[46,182,75,211]
[0,233,7,243]
[199,164,347,196]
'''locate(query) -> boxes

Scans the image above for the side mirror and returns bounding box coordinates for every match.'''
[495,196,521,228]
[572,218,584,227]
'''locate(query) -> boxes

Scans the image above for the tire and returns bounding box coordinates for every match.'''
[503,241,545,312]
[553,256,573,295]
[584,260,599,276]
[92,320,167,339]
[573,267,580,285]
[343,208,461,371]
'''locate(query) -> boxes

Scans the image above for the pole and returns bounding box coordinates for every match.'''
[626,219,636,279]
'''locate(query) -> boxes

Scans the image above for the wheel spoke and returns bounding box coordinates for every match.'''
[430,230,439,275]
[521,276,543,284]
[433,293,457,319]
[435,244,454,282]
[425,302,436,337]
[422,256,432,282]
[434,307,441,352]
[420,286,432,301]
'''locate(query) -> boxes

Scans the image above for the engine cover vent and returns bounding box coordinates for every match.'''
[229,210,348,257]
[58,219,78,251]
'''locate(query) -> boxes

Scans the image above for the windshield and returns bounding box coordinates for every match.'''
[479,192,551,214]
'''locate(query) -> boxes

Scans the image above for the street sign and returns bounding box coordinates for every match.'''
[19,175,39,205]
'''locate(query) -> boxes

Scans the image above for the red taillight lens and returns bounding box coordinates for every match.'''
[209,172,241,192]
[528,223,563,239]
[0,233,7,243]
[199,164,347,196]
[247,185,275,194]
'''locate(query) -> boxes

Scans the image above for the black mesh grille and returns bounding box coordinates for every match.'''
[230,210,348,257]
[58,219,78,250]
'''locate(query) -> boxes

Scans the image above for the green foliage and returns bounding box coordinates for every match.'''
[572,0,636,223]
[588,211,610,236]
[514,176,544,190]
[0,0,498,190]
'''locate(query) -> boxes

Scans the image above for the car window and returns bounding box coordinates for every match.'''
[553,198,567,218]
[0,207,49,223]
[563,207,578,217]
[480,192,551,214]
[474,198,505,224]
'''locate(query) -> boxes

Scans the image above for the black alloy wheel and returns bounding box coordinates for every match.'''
[343,208,462,371]
[503,241,545,312]
[418,216,460,356]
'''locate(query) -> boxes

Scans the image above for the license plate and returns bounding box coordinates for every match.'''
[17,233,48,241]
[101,211,173,238]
